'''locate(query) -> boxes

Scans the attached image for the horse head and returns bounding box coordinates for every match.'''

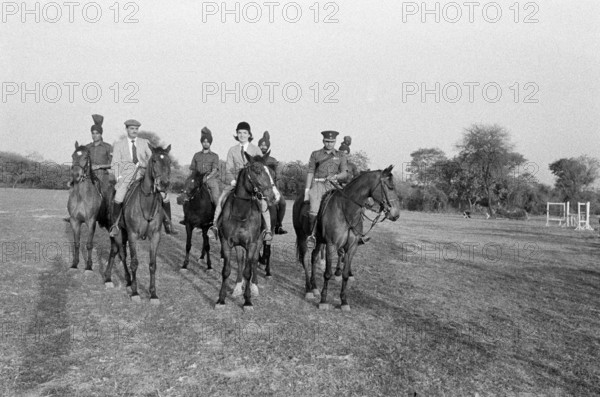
[179,171,205,203]
[240,152,280,206]
[70,141,91,184]
[371,165,401,221]
[148,144,172,193]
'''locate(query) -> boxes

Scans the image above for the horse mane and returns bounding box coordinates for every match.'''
[343,169,380,190]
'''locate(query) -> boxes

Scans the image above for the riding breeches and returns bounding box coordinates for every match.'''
[309,181,334,216]
[114,167,169,203]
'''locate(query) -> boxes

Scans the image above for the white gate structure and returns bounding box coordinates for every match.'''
[546,202,569,226]
[575,202,594,231]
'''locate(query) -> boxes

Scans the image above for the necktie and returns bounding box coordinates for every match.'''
[241,146,245,164]
[131,140,138,164]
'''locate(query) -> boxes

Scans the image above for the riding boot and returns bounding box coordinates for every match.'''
[358,235,371,245]
[162,202,178,235]
[109,201,122,237]
[306,214,317,249]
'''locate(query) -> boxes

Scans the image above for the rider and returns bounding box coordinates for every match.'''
[109,119,177,237]
[209,121,273,242]
[258,131,287,235]
[304,130,348,249]
[179,127,220,225]
[64,114,113,222]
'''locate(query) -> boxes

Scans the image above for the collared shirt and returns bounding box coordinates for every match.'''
[307,148,348,179]
[85,141,112,167]
[128,137,137,160]
[190,150,219,175]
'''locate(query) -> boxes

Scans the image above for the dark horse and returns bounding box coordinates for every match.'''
[67,142,111,270]
[292,166,401,310]
[103,145,172,303]
[177,171,216,270]
[215,153,280,310]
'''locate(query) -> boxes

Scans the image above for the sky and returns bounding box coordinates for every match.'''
[2,0,599,186]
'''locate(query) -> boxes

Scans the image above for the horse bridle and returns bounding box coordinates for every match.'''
[71,149,91,182]
[243,163,275,201]
[370,175,398,219]
[141,153,170,195]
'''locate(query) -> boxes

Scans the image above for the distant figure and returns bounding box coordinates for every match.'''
[463,211,471,219]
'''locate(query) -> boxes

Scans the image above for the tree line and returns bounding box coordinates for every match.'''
[2,126,598,216]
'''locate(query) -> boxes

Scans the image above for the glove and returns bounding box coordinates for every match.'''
[230,180,237,187]
[304,188,310,202]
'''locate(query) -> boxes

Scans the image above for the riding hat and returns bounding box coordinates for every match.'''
[234,121,253,142]
[124,119,141,127]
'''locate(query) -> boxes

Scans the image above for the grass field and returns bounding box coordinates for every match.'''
[0,187,599,396]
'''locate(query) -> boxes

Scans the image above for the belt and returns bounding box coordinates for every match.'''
[313,178,329,182]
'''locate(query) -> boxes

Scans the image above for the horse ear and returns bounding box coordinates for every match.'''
[75,141,79,149]
[244,151,253,164]
[383,165,394,176]
[165,144,171,153]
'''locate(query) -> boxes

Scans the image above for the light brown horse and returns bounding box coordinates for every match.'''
[67,142,110,271]
[103,145,172,303]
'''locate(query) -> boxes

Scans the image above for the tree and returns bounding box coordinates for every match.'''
[549,155,600,201]
[456,124,526,216]
[408,148,447,186]
[347,150,370,172]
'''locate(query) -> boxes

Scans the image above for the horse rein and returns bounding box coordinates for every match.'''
[235,164,275,203]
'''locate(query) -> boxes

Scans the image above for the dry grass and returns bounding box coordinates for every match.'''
[0,188,598,396]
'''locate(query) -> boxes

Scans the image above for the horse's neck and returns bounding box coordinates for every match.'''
[343,173,377,202]
[142,167,154,193]
[233,169,252,199]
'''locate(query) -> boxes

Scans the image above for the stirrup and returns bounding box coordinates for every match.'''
[358,235,371,245]
[209,225,219,240]
[109,224,119,237]
[263,230,273,242]
[306,234,316,249]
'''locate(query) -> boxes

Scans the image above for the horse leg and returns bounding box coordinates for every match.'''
[216,244,232,306]
[182,224,193,270]
[232,247,245,297]
[84,217,97,272]
[128,234,141,301]
[121,231,132,287]
[319,243,336,309]
[104,237,118,287]
[340,242,359,311]
[148,231,161,303]
[319,245,326,271]
[263,243,272,278]
[308,243,321,299]
[203,227,212,270]
[334,249,344,281]
[243,242,259,309]
[70,219,81,269]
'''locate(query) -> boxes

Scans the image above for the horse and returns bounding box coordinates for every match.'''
[215,153,280,310]
[103,145,172,303]
[292,166,401,310]
[66,141,111,271]
[177,171,216,271]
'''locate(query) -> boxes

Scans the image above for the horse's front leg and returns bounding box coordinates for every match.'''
[309,243,321,299]
[216,241,232,307]
[148,229,161,303]
[182,223,193,270]
[128,233,141,302]
[84,217,97,272]
[70,218,81,269]
[262,243,272,278]
[319,242,336,309]
[243,242,259,309]
[232,247,245,297]
[202,227,212,270]
[104,236,119,287]
[340,241,359,311]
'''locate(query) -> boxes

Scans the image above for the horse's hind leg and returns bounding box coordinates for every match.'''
[202,227,212,270]
[308,243,321,299]
[340,242,359,311]
[182,224,193,270]
[120,231,131,286]
[148,231,161,303]
[104,237,118,287]
[84,217,97,272]
[263,243,272,277]
[70,219,81,269]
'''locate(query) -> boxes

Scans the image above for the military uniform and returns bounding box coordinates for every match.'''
[85,140,113,197]
[259,131,287,234]
[307,146,348,215]
[189,149,220,204]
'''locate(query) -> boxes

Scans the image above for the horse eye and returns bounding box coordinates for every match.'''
[76,151,82,155]
[160,155,164,159]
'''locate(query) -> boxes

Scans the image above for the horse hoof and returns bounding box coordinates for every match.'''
[265,275,273,281]
[84,269,94,275]
[214,303,227,310]
[105,282,114,289]
[243,305,254,312]
[341,304,351,312]
[131,295,141,303]
[312,289,321,299]
[250,284,259,297]
[232,283,243,297]
[180,268,188,273]
[305,292,314,300]
[349,276,355,282]
[335,275,342,282]
[206,267,213,272]
[319,303,331,310]
[150,298,160,305]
